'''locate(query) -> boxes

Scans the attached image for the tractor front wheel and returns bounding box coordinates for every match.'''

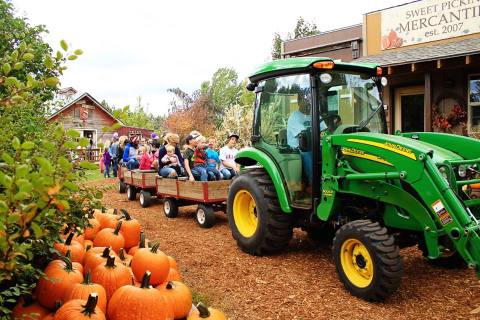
[332,220,403,301]
[227,168,293,256]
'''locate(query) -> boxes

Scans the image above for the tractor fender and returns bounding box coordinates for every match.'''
[235,147,292,213]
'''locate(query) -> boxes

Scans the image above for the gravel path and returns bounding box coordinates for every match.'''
[95,179,480,319]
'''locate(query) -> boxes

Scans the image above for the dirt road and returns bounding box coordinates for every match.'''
[97,179,480,320]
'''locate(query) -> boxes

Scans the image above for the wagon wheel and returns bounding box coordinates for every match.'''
[163,198,179,218]
[139,190,152,208]
[127,185,137,201]
[118,180,127,194]
[196,204,215,228]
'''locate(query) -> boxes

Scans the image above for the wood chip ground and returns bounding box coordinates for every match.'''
[94,179,480,319]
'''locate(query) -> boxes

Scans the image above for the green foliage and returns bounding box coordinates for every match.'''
[271,17,319,60]
[0,1,98,316]
[214,104,253,148]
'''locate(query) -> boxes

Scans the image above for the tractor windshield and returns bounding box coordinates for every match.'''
[317,71,386,133]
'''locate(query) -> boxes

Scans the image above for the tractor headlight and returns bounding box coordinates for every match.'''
[458,165,467,178]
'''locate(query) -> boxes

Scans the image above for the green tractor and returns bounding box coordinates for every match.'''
[227,57,480,301]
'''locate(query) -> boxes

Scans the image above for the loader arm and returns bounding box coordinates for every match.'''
[318,133,480,277]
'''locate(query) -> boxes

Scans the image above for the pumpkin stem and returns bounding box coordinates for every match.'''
[61,252,73,271]
[83,270,92,285]
[81,293,98,316]
[101,247,111,258]
[139,232,146,248]
[114,220,122,235]
[63,225,71,235]
[86,245,92,251]
[65,232,74,245]
[105,255,116,268]
[119,248,126,261]
[166,281,173,290]
[121,208,132,220]
[150,242,160,253]
[196,302,211,318]
[140,271,152,288]
[101,207,106,213]
[113,208,118,215]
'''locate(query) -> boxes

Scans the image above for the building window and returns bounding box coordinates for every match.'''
[88,107,93,119]
[469,75,480,133]
[74,107,80,118]
[351,41,360,59]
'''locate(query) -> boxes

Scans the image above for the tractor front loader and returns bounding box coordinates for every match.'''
[226,57,480,301]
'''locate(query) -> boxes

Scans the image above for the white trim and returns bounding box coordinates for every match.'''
[394,86,425,132]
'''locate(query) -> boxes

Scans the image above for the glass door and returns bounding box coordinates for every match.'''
[394,86,425,132]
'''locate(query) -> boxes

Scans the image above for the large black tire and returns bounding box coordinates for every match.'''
[196,204,216,228]
[332,220,403,301]
[139,190,151,208]
[163,198,179,218]
[127,185,137,201]
[227,168,293,255]
[118,180,127,194]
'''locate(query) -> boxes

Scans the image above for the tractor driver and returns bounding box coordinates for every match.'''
[287,91,326,187]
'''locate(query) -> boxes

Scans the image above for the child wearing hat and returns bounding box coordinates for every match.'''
[219,133,240,179]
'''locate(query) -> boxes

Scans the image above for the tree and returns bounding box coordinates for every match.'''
[214,104,253,148]
[271,32,282,60]
[271,17,319,60]
[201,68,242,126]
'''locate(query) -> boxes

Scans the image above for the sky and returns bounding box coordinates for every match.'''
[13,0,407,115]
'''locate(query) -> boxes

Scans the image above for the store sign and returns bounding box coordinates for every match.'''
[381,0,480,50]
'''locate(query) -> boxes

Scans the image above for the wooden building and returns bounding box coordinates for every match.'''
[48,92,123,146]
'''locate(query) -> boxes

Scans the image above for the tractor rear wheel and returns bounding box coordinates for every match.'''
[227,168,293,255]
[332,220,403,301]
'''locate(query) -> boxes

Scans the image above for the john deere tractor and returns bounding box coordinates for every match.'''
[227,57,480,301]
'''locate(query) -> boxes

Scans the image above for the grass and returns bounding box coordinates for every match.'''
[81,168,106,182]
[191,290,212,306]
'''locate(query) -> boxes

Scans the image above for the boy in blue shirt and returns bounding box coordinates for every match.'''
[206,138,222,181]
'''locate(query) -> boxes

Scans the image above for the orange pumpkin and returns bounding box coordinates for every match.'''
[119,209,141,249]
[165,268,181,282]
[83,247,117,275]
[51,250,83,274]
[72,233,85,246]
[64,271,107,313]
[12,298,49,320]
[100,214,118,230]
[54,233,85,264]
[127,232,150,256]
[131,243,169,285]
[36,257,83,309]
[118,248,132,267]
[93,221,125,253]
[91,256,132,300]
[167,256,178,270]
[54,293,105,320]
[107,271,174,320]
[84,218,101,240]
[157,281,192,319]
[187,303,226,320]
[40,301,62,320]
[84,240,93,250]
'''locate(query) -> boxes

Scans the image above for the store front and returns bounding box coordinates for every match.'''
[358,0,480,135]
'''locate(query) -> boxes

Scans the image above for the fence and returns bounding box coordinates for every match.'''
[69,148,101,163]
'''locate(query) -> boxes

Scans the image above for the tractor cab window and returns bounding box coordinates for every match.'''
[256,74,313,207]
[317,71,386,134]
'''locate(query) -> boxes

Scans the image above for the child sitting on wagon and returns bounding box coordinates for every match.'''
[139,145,153,170]
[161,145,183,177]
[206,138,222,180]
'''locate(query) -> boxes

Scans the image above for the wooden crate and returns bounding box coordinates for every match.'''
[156,177,178,196]
[131,170,157,188]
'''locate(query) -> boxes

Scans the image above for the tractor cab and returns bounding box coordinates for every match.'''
[249,58,387,208]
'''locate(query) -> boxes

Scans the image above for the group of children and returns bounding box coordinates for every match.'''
[101,131,240,181]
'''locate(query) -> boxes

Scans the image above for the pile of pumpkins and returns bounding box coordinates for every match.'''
[12,208,226,320]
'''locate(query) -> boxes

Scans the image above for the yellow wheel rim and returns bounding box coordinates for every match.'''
[233,190,258,238]
[340,238,374,288]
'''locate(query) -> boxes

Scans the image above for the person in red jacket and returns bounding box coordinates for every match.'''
[139,145,153,170]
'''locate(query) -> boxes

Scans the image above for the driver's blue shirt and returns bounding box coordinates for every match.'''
[286,111,326,148]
